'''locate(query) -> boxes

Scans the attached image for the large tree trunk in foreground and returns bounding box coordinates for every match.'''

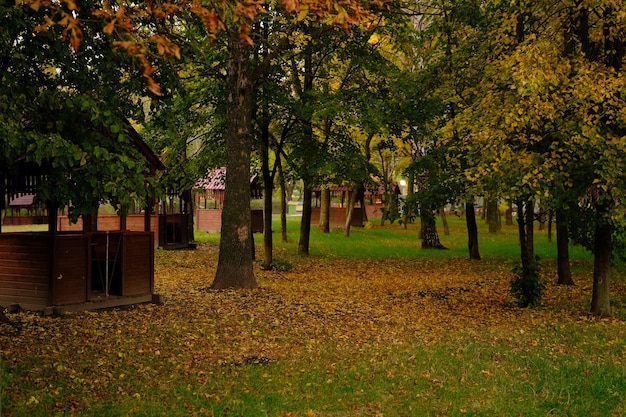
[211,32,257,289]
[590,220,612,317]
[465,201,481,260]
[556,209,574,285]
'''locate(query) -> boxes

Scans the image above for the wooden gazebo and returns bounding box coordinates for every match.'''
[194,167,264,233]
[311,181,401,227]
[0,128,163,314]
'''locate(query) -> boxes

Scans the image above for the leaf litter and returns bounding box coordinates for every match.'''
[1,242,625,414]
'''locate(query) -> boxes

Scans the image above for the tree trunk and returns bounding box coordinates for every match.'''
[555,209,574,285]
[590,220,612,317]
[277,155,288,242]
[440,207,450,236]
[298,180,313,255]
[260,121,273,270]
[486,198,501,233]
[319,187,330,233]
[421,209,447,249]
[211,31,257,289]
[183,189,195,244]
[465,201,481,260]
[402,172,415,229]
[344,185,361,237]
[547,210,553,243]
[505,201,513,225]
[517,199,534,275]
[262,168,273,270]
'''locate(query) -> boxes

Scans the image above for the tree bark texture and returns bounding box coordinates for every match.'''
[277,155,288,242]
[421,209,447,249]
[590,221,612,317]
[319,187,330,233]
[486,198,501,233]
[555,210,574,285]
[344,185,362,237]
[517,199,535,276]
[440,207,450,236]
[262,168,273,269]
[211,32,257,289]
[298,180,313,255]
[505,201,513,225]
[465,201,481,260]
[260,118,273,269]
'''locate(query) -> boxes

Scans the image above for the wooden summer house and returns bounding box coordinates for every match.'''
[0,129,164,313]
[194,167,264,233]
[311,181,401,227]
[157,187,194,250]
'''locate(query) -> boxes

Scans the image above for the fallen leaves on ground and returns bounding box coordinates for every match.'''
[1,243,624,415]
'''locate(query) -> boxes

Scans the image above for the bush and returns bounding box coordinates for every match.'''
[265,258,293,272]
[510,258,546,307]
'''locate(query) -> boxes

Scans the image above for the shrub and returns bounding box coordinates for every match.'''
[510,258,546,307]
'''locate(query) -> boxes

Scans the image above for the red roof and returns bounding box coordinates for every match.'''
[196,168,259,191]
[9,194,35,207]
[314,182,400,196]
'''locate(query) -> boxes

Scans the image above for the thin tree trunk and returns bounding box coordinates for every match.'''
[277,155,288,242]
[319,187,330,233]
[466,201,481,260]
[211,31,257,289]
[547,210,553,243]
[183,189,195,244]
[517,199,535,275]
[402,172,415,229]
[555,209,573,285]
[590,220,612,317]
[344,186,360,237]
[505,201,513,225]
[487,198,501,233]
[298,180,313,255]
[440,207,450,236]
[262,173,273,269]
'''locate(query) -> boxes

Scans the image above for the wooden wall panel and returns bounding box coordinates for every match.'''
[310,207,364,227]
[53,235,88,305]
[0,234,51,309]
[196,209,222,233]
[122,233,153,296]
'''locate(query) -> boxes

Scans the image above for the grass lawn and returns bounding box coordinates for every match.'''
[2,215,626,416]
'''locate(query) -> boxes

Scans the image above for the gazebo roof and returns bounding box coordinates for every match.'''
[9,194,36,207]
[313,181,400,196]
[196,167,259,191]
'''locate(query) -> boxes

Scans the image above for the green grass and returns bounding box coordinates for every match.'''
[195,214,593,262]
[12,327,623,416]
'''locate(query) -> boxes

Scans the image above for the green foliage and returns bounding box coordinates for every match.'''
[262,258,294,272]
[1,1,173,219]
[510,258,546,308]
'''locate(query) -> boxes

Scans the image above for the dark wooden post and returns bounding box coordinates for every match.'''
[119,207,127,230]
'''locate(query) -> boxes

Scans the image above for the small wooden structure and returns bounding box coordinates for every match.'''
[195,167,264,233]
[311,181,401,227]
[2,193,47,225]
[158,188,194,250]
[0,129,163,313]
